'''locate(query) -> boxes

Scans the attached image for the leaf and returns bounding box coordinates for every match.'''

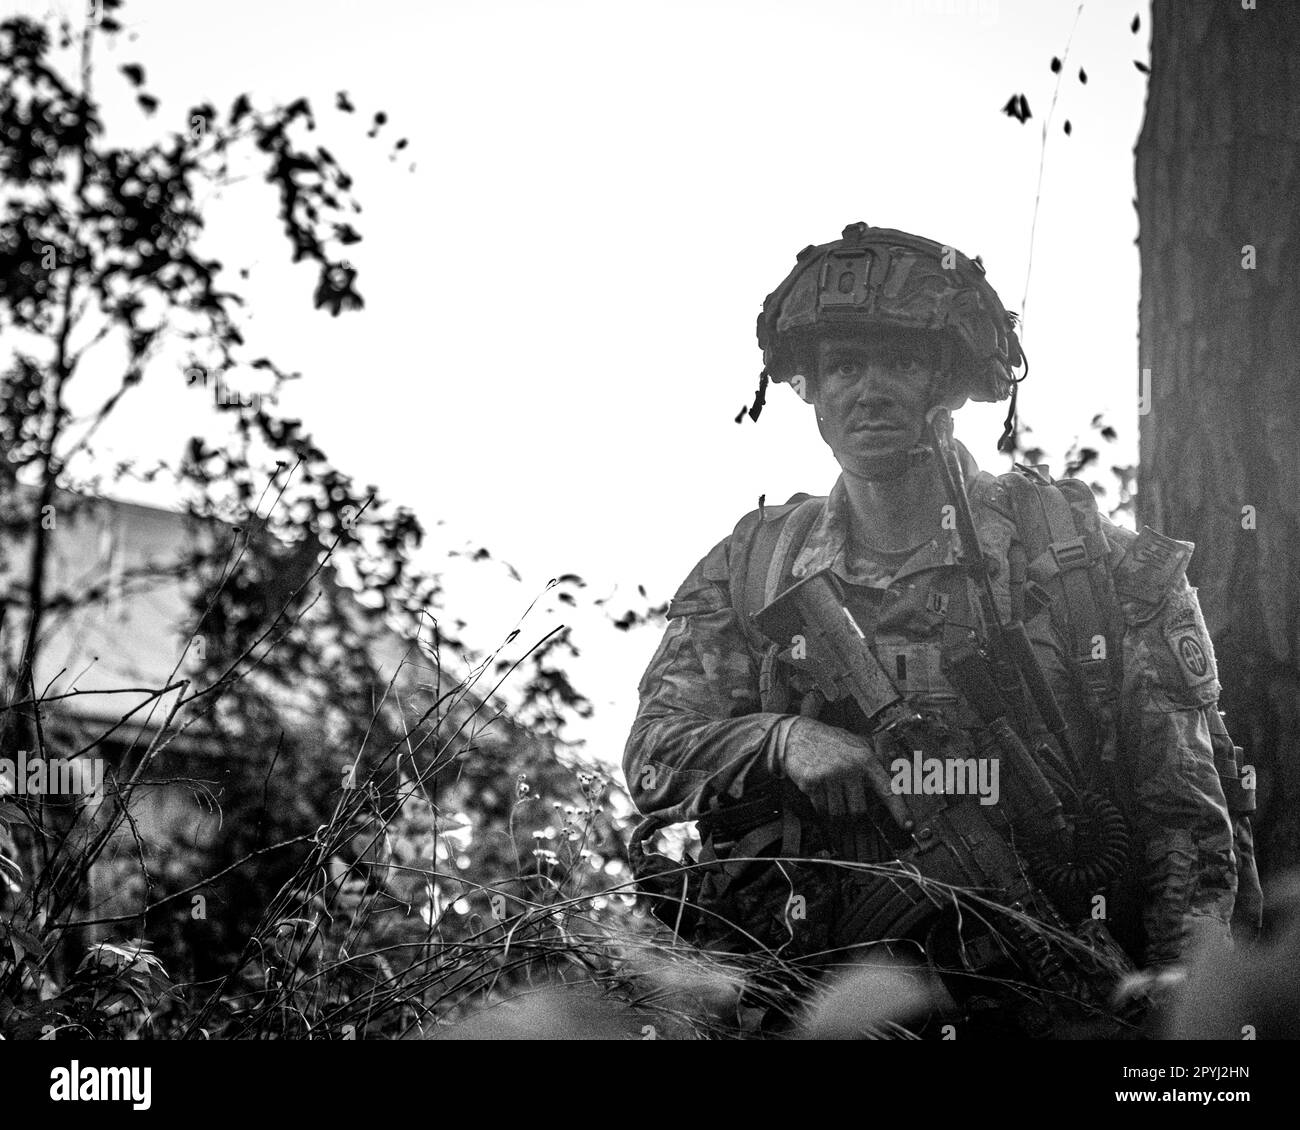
[1079,67,1088,84]
[1050,56,1061,73]
[1001,93,1031,123]
[77,940,160,974]
[120,63,145,86]
[1131,14,1140,33]
[0,800,35,827]
[8,926,45,964]
[0,852,22,890]
[1134,60,1150,74]
[312,262,364,316]
[336,90,355,112]
[136,93,158,115]
[1064,120,1072,135]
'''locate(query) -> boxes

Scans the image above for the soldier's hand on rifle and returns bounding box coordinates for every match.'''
[778,716,914,835]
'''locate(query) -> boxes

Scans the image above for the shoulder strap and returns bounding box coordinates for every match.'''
[727,493,825,713]
[761,495,825,607]
[729,493,824,630]
[995,468,1124,767]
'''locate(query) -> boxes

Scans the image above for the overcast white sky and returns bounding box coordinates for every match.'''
[17,0,1153,768]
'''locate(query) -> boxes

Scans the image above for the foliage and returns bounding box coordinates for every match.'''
[1002,411,1135,523]
[0,0,628,1039]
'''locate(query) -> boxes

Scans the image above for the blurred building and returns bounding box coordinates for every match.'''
[2,494,206,761]
[1,491,518,777]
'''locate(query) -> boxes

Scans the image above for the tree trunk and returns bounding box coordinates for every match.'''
[1136,0,1300,877]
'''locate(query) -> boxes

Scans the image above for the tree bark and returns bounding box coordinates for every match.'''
[1136,0,1300,876]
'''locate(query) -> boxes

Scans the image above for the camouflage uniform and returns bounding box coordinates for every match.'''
[624,440,1261,972]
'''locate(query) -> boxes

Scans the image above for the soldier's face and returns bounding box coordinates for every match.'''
[810,331,938,464]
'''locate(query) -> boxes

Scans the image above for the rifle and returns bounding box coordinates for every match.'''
[925,407,1131,902]
[753,557,1134,1018]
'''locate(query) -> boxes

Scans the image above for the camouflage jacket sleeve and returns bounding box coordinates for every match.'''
[622,527,797,826]
[1109,524,1238,967]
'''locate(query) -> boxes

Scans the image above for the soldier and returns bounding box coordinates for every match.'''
[623,223,1262,1036]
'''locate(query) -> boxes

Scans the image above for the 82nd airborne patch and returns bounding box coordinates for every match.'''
[1163,591,1218,692]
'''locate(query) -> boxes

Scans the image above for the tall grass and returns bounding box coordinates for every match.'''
[3,597,1291,1040]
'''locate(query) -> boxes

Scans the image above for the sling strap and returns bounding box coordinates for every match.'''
[993,468,1124,773]
[732,494,825,717]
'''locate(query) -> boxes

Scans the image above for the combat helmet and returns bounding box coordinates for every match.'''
[750,223,1026,437]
